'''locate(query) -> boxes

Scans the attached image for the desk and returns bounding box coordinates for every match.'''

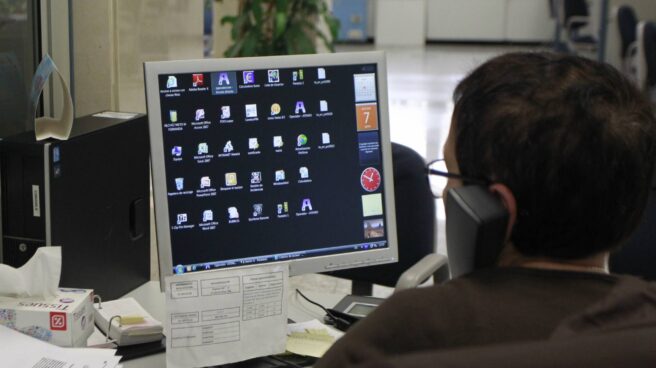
[115,280,345,367]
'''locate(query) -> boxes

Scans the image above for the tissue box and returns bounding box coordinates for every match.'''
[0,288,94,347]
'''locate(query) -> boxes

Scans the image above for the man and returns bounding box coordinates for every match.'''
[316,52,656,367]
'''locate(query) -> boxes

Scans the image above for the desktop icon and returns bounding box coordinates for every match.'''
[245,104,258,118]
[322,132,331,144]
[271,103,281,116]
[221,106,231,119]
[273,136,284,148]
[192,73,204,87]
[225,172,238,186]
[223,140,234,153]
[277,202,289,215]
[202,210,213,222]
[175,177,184,191]
[275,170,286,182]
[320,100,328,112]
[217,72,231,86]
[166,76,177,88]
[292,69,304,82]
[268,69,280,83]
[243,71,255,84]
[297,134,308,147]
[295,101,306,114]
[248,138,259,150]
[200,176,211,188]
[299,166,309,179]
[252,203,263,217]
[301,198,313,211]
[171,146,182,157]
[176,213,187,225]
[169,110,178,123]
[251,171,262,184]
[198,142,209,155]
[228,207,239,219]
[195,108,205,121]
[317,68,326,80]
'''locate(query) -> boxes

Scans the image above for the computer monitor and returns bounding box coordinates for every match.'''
[144,51,398,285]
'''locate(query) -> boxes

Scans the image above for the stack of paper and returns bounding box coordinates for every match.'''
[286,319,344,358]
[0,325,121,368]
[94,297,163,346]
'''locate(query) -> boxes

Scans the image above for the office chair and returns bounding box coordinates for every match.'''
[615,5,639,83]
[327,143,447,295]
[555,0,597,55]
[635,21,656,98]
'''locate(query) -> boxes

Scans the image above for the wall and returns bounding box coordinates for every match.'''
[114,0,203,113]
[72,0,204,116]
[72,0,114,117]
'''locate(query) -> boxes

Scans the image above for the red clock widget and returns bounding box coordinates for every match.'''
[360,167,381,192]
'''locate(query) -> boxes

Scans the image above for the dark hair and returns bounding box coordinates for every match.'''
[453,52,656,259]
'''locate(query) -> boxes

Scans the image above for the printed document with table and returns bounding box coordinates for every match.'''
[164,263,289,367]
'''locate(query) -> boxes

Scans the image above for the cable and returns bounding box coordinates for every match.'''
[93,294,102,309]
[294,289,354,331]
[295,289,329,313]
[106,315,121,343]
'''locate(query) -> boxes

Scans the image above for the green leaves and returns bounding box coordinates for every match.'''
[219,0,340,57]
[274,11,287,38]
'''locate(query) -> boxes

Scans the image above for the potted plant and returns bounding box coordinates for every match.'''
[219,0,340,57]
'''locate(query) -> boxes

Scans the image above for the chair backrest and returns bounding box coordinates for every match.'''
[327,143,436,289]
[617,5,638,59]
[645,22,656,89]
[636,21,656,91]
[563,0,589,30]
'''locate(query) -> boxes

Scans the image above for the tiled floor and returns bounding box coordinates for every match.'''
[292,43,543,297]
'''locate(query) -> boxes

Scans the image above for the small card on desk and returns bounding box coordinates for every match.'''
[94,297,163,346]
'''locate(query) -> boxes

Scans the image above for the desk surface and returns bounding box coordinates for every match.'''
[116,280,344,367]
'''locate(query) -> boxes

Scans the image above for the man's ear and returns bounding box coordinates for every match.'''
[488,183,517,241]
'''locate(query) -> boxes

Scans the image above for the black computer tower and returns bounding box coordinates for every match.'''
[0,113,150,299]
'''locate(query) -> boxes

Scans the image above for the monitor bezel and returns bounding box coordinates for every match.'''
[144,51,398,285]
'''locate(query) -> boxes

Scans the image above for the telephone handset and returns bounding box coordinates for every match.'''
[445,185,509,278]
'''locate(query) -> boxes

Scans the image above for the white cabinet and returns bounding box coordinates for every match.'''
[375,0,427,45]
[505,0,555,41]
[426,0,554,42]
[427,0,507,40]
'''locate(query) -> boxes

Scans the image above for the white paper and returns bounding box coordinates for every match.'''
[286,319,344,358]
[30,54,74,141]
[287,319,344,340]
[0,246,61,299]
[165,264,289,368]
[0,325,121,368]
[94,297,163,345]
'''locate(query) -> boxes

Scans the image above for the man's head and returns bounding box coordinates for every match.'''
[446,52,656,260]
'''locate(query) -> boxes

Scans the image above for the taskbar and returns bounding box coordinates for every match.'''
[172,240,388,275]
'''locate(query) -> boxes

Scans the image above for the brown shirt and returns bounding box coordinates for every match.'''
[316,267,624,368]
